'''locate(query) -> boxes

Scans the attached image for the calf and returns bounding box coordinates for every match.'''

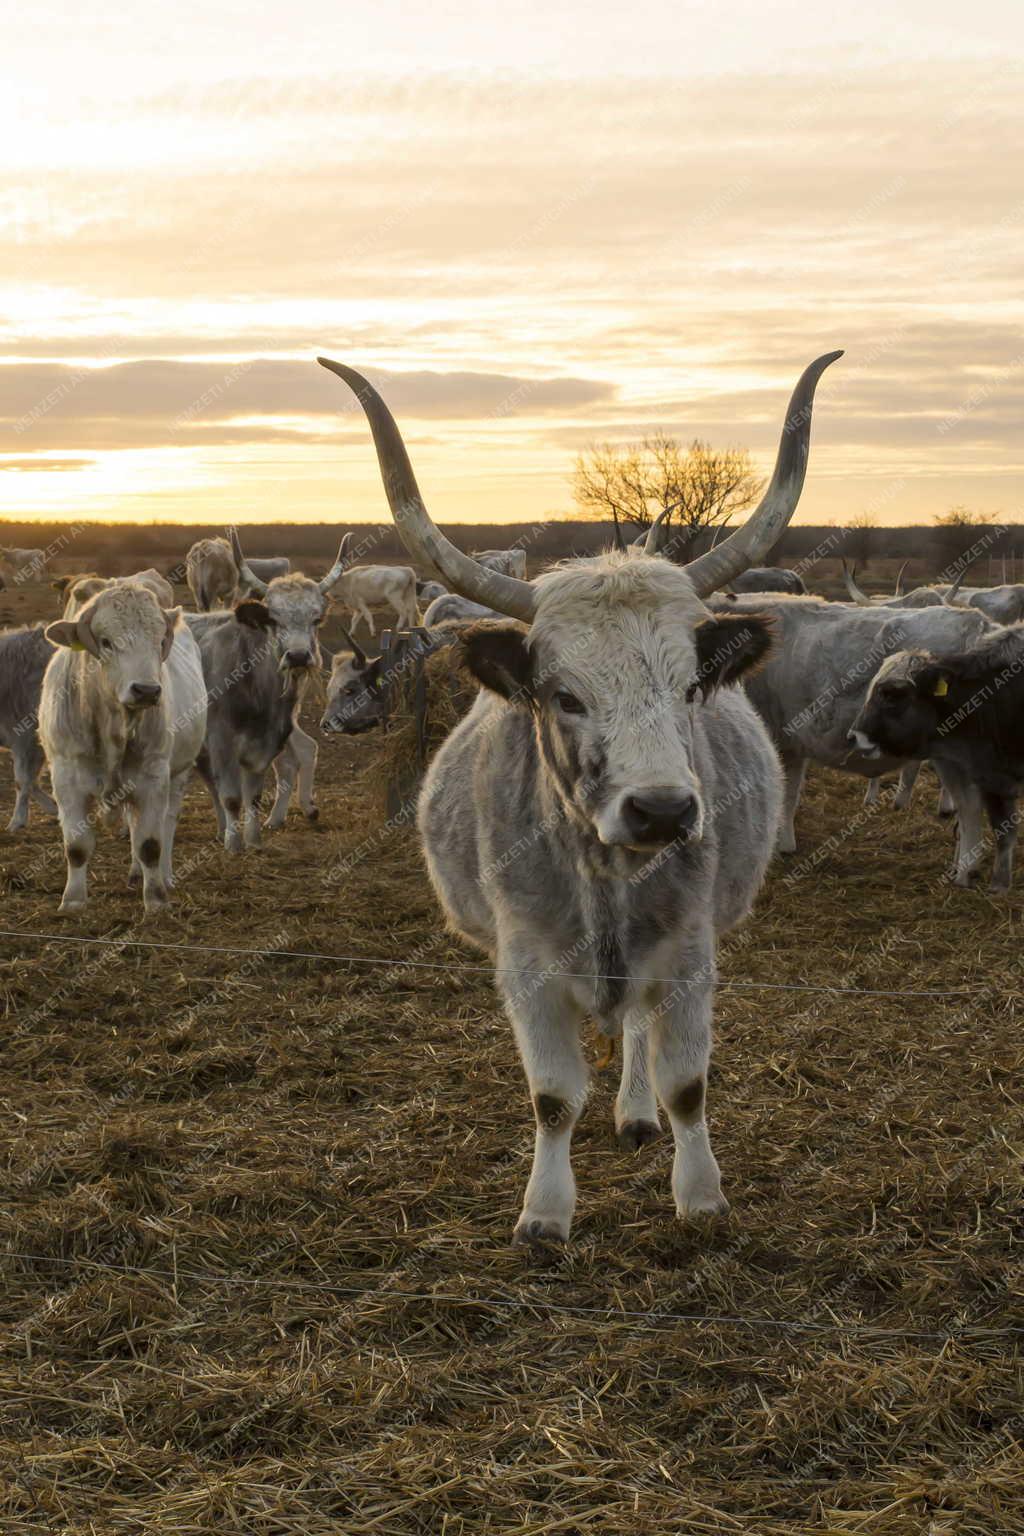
[39,585,207,912]
[0,626,57,830]
[849,628,1024,890]
[191,531,347,851]
[185,537,237,610]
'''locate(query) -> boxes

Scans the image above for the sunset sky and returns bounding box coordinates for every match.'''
[3,1,1023,526]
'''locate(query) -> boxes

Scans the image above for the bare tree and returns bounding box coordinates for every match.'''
[572,432,763,557]
[843,512,878,568]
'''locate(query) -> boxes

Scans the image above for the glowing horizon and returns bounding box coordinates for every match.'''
[3,4,1024,527]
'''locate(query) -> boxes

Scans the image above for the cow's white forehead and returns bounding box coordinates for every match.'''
[868,650,927,692]
[264,574,324,625]
[82,585,164,642]
[528,552,708,679]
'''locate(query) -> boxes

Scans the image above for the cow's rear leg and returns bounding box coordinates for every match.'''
[776,754,806,855]
[862,777,880,808]
[502,955,588,1245]
[615,1018,660,1151]
[49,758,97,912]
[941,767,985,886]
[651,960,727,1218]
[984,791,1018,892]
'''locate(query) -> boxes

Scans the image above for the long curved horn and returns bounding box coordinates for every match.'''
[317,359,536,621]
[894,560,908,597]
[682,352,842,598]
[319,533,353,593]
[942,556,976,605]
[841,559,874,606]
[339,626,367,668]
[644,507,671,553]
[228,527,268,596]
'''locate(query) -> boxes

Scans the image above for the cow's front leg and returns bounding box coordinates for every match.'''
[501,954,588,1245]
[290,724,318,819]
[941,767,985,886]
[265,742,296,830]
[650,964,727,1219]
[161,768,191,887]
[893,760,922,810]
[615,1016,660,1151]
[241,767,264,848]
[49,757,98,912]
[127,769,171,913]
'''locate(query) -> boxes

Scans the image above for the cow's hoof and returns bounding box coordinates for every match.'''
[305,806,319,821]
[776,836,797,856]
[58,899,86,915]
[127,867,142,887]
[617,1119,660,1152]
[951,869,981,889]
[989,877,1012,894]
[677,1192,730,1219]
[513,1217,568,1248]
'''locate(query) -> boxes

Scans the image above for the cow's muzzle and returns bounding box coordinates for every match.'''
[128,682,162,708]
[622,791,699,846]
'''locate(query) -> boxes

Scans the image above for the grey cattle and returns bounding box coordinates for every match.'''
[0,626,57,830]
[416,579,448,607]
[471,548,528,579]
[242,556,291,594]
[39,585,207,913]
[422,593,503,626]
[319,348,839,1242]
[719,591,997,885]
[841,562,947,609]
[189,531,348,852]
[186,537,237,611]
[728,567,806,595]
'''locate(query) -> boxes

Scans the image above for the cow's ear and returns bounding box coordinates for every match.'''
[235,600,273,630]
[45,620,83,650]
[459,621,533,702]
[161,607,181,661]
[915,663,951,700]
[690,614,773,700]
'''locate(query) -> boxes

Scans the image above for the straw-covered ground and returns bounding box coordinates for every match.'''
[0,582,1021,1535]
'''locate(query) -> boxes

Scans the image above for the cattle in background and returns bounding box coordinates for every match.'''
[416,579,448,607]
[321,636,384,735]
[39,585,207,912]
[849,628,1024,891]
[842,561,949,609]
[0,546,48,583]
[717,590,997,886]
[422,593,502,626]
[190,531,348,852]
[186,537,237,610]
[728,567,806,595]
[327,562,418,637]
[0,626,57,830]
[319,347,839,1242]
[241,556,291,594]
[471,548,528,579]
[55,569,176,615]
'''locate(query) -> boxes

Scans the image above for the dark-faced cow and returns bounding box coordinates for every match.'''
[319,348,840,1242]
[189,532,348,851]
[849,628,1024,890]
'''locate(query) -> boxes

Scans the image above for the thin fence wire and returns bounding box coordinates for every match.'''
[3,1250,1020,1341]
[0,926,1009,1002]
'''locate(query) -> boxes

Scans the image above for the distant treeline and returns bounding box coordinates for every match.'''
[2,518,1023,583]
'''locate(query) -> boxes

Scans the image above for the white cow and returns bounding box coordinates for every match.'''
[0,546,48,583]
[40,584,207,913]
[472,548,528,579]
[327,564,419,637]
[56,569,175,616]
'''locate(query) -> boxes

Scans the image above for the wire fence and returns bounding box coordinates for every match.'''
[2,1249,1020,1341]
[0,925,1010,1002]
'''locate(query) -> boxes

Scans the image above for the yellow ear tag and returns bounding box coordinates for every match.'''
[933,677,948,697]
[69,638,87,651]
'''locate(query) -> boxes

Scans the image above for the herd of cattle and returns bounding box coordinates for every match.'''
[1,348,1021,1239]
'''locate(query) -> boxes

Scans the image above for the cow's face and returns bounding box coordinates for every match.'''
[461,555,772,851]
[321,650,385,733]
[848,652,948,759]
[235,575,328,672]
[46,586,178,708]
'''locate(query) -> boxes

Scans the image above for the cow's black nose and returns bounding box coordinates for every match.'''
[285,649,313,668]
[129,682,161,705]
[623,791,699,844]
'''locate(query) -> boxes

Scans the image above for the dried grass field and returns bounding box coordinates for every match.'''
[0,579,1021,1535]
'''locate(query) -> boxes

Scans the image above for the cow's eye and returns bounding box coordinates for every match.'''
[100,637,113,653]
[555,689,586,715]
